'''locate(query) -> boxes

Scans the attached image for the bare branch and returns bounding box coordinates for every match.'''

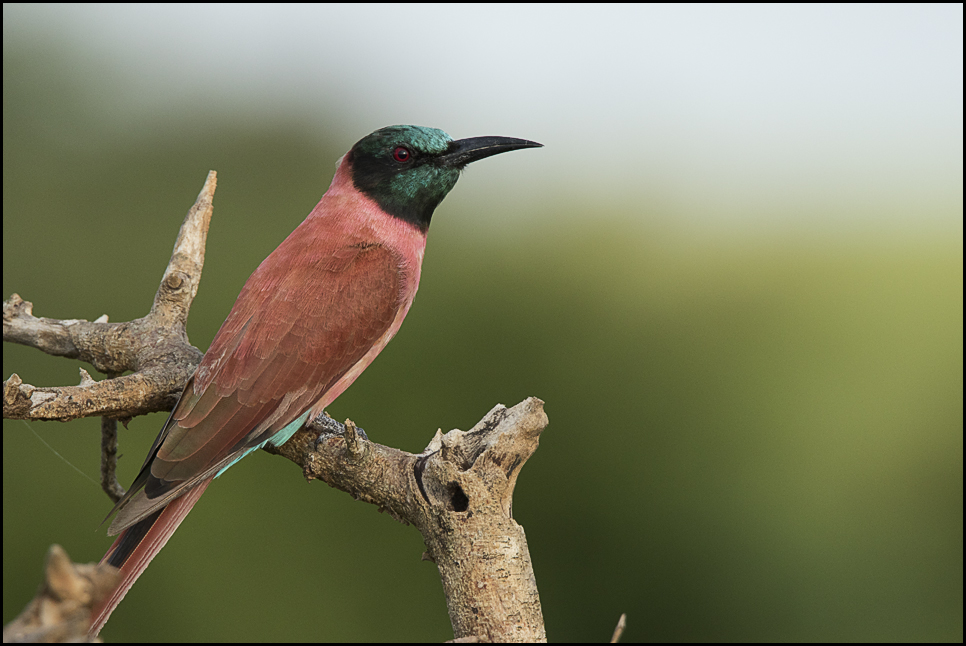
[2,545,121,643]
[265,397,550,642]
[611,613,627,643]
[3,172,216,422]
[100,416,125,503]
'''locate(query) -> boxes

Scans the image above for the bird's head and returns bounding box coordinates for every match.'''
[346,125,541,231]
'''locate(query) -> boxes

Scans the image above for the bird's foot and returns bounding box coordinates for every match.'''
[312,413,368,451]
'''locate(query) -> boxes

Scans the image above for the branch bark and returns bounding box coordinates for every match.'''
[2,545,121,643]
[3,171,214,422]
[3,172,548,642]
[269,399,548,642]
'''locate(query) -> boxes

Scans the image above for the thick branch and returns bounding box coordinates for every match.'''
[266,397,549,642]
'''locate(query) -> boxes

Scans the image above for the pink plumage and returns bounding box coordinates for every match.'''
[89,126,540,636]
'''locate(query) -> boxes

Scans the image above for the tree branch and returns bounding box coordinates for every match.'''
[265,398,548,642]
[2,545,121,642]
[3,171,215,423]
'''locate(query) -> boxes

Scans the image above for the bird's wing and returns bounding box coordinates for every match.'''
[109,232,402,533]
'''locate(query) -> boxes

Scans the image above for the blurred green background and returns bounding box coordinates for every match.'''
[3,5,962,642]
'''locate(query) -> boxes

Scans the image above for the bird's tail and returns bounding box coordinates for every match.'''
[89,477,213,637]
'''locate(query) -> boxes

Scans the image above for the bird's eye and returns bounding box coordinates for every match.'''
[392,146,411,162]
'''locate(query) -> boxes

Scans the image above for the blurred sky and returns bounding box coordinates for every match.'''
[4,3,962,235]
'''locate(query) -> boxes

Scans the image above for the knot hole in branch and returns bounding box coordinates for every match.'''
[414,455,469,512]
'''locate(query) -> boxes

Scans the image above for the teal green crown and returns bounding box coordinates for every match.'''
[348,125,459,231]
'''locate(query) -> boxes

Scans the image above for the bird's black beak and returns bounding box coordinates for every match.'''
[440,136,543,169]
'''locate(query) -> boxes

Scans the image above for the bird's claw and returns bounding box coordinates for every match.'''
[313,414,368,451]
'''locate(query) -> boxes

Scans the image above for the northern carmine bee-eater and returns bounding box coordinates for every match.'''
[89,125,541,635]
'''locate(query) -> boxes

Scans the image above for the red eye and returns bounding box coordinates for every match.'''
[392,146,411,162]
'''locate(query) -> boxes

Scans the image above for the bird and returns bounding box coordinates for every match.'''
[89,125,541,635]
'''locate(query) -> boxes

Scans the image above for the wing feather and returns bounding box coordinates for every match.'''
[110,231,403,533]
